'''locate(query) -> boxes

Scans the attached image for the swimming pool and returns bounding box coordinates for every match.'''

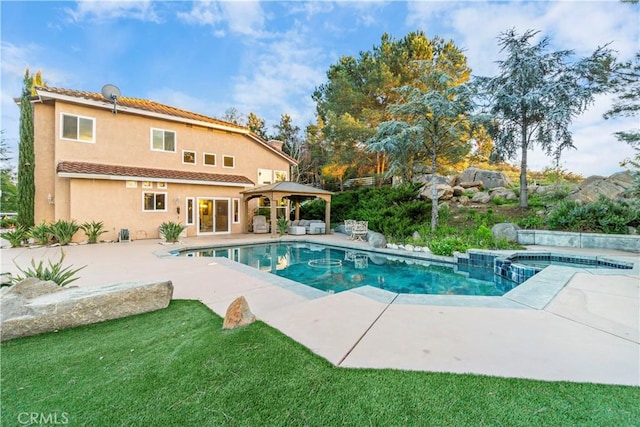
[176,242,517,296]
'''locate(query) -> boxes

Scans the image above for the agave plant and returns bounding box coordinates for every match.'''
[11,250,86,287]
[81,220,108,244]
[1,225,28,248]
[28,222,53,246]
[49,219,80,245]
[159,221,186,243]
[276,217,290,236]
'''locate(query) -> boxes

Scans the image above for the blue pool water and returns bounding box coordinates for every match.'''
[176,242,518,296]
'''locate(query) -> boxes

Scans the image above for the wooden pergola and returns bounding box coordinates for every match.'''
[240,182,333,236]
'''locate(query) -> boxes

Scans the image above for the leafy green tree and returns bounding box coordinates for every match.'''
[313,32,471,182]
[475,28,614,208]
[17,69,35,227]
[604,52,639,158]
[370,63,475,231]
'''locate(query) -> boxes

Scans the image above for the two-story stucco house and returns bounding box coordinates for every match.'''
[27,86,296,241]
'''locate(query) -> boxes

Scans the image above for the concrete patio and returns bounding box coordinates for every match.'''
[1,233,638,386]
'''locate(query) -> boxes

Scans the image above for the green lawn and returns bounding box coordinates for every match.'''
[1,300,638,426]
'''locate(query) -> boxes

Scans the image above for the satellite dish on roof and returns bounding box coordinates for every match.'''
[101,84,121,114]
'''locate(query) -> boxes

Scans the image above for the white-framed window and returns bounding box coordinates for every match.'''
[182,150,196,165]
[151,128,176,152]
[274,170,288,182]
[61,113,95,143]
[223,155,235,168]
[232,198,240,223]
[157,182,167,189]
[203,152,216,166]
[185,197,194,225]
[126,181,138,188]
[258,168,272,185]
[143,192,167,212]
[142,181,153,189]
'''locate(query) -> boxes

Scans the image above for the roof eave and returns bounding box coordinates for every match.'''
[57,172,253,188]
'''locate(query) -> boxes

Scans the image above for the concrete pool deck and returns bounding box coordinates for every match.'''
[1,233,638,386]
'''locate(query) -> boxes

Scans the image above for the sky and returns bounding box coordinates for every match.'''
[1,0,638,177]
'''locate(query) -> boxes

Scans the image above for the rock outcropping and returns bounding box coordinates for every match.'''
[568,171,634,203]
[1,279,173,341]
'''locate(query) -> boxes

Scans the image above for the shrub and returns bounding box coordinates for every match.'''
[81,221,108,244]
[49,220,80,245]
[10,250,85,287]
[428,236,469,256]
[0,216,17,229]
[517,214,544,230]
[2,225,28,247]
[29,222,53,246]
[159,221,186,243]
[547,197,638,234]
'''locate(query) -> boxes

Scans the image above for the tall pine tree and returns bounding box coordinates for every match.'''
[17,69,35,227]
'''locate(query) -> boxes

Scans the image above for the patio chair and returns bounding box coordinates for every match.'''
[344,220,356,239]
[252,215,269,234]
[351,221,368,241]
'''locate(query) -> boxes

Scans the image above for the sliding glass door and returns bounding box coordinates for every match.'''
[198,198,229,234]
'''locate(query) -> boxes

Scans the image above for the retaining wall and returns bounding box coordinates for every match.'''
[517,230,640,253]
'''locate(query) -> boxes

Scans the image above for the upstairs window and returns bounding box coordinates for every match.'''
[61,113,95,142]
[223,155,235,168]
[183,150,196,164]
[151,128,176,152]
[203,153,216,166]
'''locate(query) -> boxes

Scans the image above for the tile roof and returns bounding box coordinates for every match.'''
[34,85,298,166]
[35,86,247,131]
[57,161,254,186]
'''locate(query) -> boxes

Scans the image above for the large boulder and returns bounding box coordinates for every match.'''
[1,279,173,341]
[568,171,634,204]
[490,187,518,201]
[471,192,491,204]
[459,167,512,190]
[492,223,520,243]
[367,231,388,249]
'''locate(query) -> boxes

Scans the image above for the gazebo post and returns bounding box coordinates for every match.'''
[269,196,278,237]
[294,200,300,221]
[242,197,250,233]
[324,198,331,234]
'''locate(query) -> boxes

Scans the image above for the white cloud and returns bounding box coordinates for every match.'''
[176,0,224,27]
[65,0,161,23]
[229,27,326,128]
[177,0,268,37]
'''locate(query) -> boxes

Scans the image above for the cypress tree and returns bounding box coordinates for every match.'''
[17,68,35,227]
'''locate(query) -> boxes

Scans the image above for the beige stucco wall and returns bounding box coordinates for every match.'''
[33,98,291,240]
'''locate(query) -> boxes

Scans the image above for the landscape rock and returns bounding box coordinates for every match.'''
[490,188,517,201]
[492,223,521,242]
[1,280,173,341]
[459,167,512,190]
[568,171,634,204]
[471,192,491,204]
[452,185,465,197]
[458,181,483,189]
[367,231,388,249]
[222,296,256,330]
[3,277,62,299]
